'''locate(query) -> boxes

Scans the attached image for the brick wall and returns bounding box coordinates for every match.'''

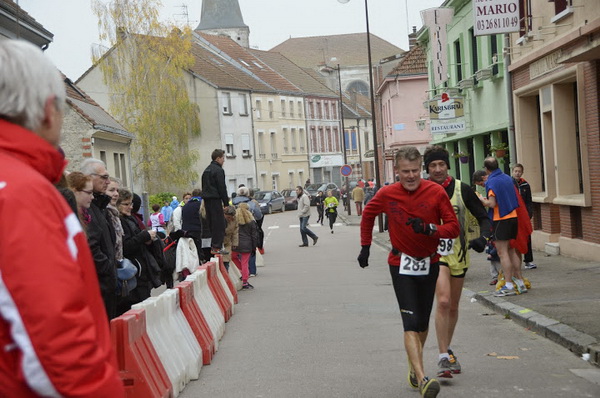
[540,204,561,234]
[581,60,600,244]
[60,107,94,172]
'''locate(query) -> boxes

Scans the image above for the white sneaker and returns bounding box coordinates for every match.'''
[494,285,517,297]
[525,262,537,269]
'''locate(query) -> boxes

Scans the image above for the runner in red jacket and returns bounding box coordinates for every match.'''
[0,40,124,397]
[357,146,458,398]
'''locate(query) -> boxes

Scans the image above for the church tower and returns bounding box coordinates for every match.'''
[195,0,250,48]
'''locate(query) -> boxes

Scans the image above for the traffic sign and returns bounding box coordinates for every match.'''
[340,164,352,177]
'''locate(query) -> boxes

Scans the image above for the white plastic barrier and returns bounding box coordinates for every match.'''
[228,261,243,291]
[211,257,235,314]
[164,289,203,379]
[132,291,202,396]
[186,270,225,348]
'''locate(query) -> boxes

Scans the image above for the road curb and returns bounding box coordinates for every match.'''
[345,216,600,368]
[467,288,599,367]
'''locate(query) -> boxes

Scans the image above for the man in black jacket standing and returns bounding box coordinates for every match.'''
[81,158,118,320]
[202,149,229,254]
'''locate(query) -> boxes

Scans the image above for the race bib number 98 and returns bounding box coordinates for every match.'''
[437,238,455,256]
[399,253,431,276]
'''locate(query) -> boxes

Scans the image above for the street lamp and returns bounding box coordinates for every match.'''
[338,0,383,230]
[336,63,351,215]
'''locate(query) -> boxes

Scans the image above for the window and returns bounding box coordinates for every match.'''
[297,101,303,118]
[454,39,463,84]
[490,35,499,75]
[332,102,338,120]
[553,0,571,15]
[239,93,248,115]
[283,128,289,153]
[120,154,127,186]
[347,80,369,96]
[309,101,314,119]
[519,0,532,37]
[316,101,322,119]
[222,92,232,114]
[241,134,251,158]
[255,99,262,119]
[299,129,305,153]
[289,101,294,118]
[268,101,274,119]
[270,131,277,159]
[324,102,330,119]
[281,99,286,117]
[100,150,106,164]
[113,153,120,179]
[291,128,297,153]
[470,29,478,84]
[332,127,339,152]
[258,131,265,159]
[225,134,235,157]
[516,79,587,206]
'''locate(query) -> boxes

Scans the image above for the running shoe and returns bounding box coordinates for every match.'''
[447,349,461,374]
[494,285,517,297]
[489,279,498,286]
[419,377,441,398]
[407,361,418,389]
[512,277,528,294]
[525,262,537,269]
[436,357,453,378]
[242,283,254,290]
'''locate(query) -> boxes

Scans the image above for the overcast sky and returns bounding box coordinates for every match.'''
[18,0,443,80]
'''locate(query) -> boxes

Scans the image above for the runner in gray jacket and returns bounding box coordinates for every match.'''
[296,186,318,247]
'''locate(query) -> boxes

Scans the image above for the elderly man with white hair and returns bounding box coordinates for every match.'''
[0,40,124,396]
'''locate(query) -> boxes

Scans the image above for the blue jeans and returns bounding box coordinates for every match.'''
[299,216,317,245]
[249,253,257,275]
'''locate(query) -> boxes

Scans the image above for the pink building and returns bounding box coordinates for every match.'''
[377,45,431,182]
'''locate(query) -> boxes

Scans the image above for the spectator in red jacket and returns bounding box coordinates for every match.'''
[0,40,124,397]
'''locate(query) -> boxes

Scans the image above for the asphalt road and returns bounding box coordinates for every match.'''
[179,210,600,397]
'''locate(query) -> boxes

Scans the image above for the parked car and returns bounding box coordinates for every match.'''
[281,189,299,210]
[305,183,341,205]
[254,190,285,214]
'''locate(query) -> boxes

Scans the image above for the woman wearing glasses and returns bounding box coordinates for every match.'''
[117,188,160,315]
[66,171,94,228]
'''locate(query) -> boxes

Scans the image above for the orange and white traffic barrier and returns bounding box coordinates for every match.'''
[186,270,225,348]
[211,255,237,307]
[110,309,172,398]
[227,260,243,291]
[132,292,201,396]
[199,261,233,321]
[177,281,215,365]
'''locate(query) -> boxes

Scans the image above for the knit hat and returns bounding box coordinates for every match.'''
[423,148,450,171]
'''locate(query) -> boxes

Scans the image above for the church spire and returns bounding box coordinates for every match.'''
[196,0,250,48]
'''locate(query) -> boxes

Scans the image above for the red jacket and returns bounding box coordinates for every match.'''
[0,120,124,397]
[360,180,459,266]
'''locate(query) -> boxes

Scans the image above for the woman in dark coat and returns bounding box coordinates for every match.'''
[116,188,162,315]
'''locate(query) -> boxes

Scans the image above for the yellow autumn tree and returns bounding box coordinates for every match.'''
[92,0,201,193]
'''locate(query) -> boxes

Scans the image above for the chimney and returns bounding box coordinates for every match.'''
[408,26,417,50]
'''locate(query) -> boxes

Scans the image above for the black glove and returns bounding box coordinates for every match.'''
[468,236,487,253]
[406,218,435,235]
[169,229,186,240]
[357,245,371,268]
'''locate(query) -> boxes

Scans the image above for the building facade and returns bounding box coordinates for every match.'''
[419,0,511,184]
[509,0,600,260]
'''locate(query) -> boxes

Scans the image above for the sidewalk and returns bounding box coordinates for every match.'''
[339,211,600,367]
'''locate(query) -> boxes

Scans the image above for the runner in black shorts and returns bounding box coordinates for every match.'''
[358,147,459,398]
[483,157,527,297]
